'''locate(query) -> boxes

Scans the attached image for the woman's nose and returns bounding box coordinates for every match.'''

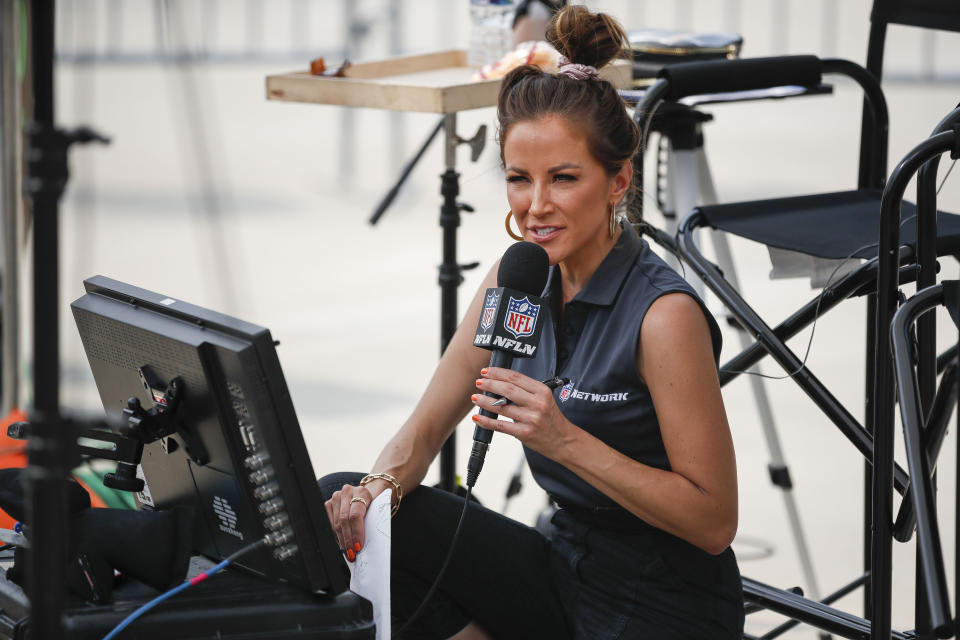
[528,183,551,217]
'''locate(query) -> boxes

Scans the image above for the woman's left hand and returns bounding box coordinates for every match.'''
[470,367,575,459]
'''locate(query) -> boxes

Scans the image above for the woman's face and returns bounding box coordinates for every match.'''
[503,115,630,267]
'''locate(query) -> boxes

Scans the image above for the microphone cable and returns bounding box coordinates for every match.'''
[101,537,268,640]
[394,485,473,636]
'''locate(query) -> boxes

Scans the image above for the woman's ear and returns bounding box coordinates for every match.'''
[611,160,632,204]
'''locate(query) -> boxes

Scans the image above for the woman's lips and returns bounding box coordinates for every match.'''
[528,226,563,242]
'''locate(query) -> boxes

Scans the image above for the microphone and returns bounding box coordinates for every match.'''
[466,242,549,487]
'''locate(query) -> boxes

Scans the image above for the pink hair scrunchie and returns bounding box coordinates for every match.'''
[556,55,599,81]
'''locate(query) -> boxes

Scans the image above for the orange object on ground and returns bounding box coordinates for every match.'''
[0,407,107,528]
[0,408,28,529]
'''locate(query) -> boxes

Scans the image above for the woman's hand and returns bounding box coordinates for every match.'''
[324,482,379,562]
[470,367,576,459]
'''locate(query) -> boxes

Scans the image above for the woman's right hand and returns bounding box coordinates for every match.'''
[324,482,378,561]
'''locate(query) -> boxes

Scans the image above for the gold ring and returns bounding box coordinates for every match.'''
[350,496,368,507]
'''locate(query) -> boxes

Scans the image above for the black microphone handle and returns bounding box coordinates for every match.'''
[467,349,514,487]
[474,349,514,445]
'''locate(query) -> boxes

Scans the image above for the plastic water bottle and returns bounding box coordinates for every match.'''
[469,0,515,68]
[489,1,515,62]
[468,0,490,68]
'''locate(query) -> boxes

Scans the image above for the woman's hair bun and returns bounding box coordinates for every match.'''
[545,5,629,70]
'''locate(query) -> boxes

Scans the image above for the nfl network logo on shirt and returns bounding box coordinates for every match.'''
[504,296,539,338]
[481,291,500,331]
[559,380,575,403]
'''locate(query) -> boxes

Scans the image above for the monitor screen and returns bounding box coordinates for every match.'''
[70,275,349,595]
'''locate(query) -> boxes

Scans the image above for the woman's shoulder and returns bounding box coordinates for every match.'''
[609,240,699,321]
[625,243,723,361]
[641,292,710,338]
[629,240,696,297]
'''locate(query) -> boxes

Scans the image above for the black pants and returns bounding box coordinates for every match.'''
[318,472,744,639]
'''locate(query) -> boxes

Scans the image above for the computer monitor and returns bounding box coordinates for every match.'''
[70,275,349,595]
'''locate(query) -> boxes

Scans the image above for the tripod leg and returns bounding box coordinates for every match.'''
[661,143,706,298]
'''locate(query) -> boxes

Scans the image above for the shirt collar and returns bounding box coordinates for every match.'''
[544,222,645,307]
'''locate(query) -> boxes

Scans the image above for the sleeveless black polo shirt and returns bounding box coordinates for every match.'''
[513,222,722,513]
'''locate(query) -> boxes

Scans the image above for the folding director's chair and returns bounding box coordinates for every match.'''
[632,57,960,639]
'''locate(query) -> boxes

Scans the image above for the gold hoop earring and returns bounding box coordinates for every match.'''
[505,210,524,241]
[609,203,618,238]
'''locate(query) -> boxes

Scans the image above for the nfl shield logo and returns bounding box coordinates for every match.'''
[504,296,540,338]
[559,380,574,403]
[481,291,500,331]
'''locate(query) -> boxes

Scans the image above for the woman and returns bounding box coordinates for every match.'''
[321,6,743,638]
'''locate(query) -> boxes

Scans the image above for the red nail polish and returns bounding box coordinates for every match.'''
[346,548,355,561]
[472,415,480,422]
[471,394,478,402]
[475,380,482,387]
[481,368,488,375]
[354,542,362,552]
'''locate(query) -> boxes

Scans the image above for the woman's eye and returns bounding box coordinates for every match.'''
[554,173,576,182]
[506,175,528,183]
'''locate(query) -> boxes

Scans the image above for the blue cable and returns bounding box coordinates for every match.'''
[102,539,265,640]
[102,580,194,640]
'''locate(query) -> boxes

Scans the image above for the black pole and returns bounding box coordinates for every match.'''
[914,137,941,640]
[438,167,461,492]
[863,294,875,622]
[894,361,959,541]
[891,286,952,635]
[872,130,957,640]
[435,114,479,493]
[25,0,67,638]
[911,108,960,635]
[859,21,887,191]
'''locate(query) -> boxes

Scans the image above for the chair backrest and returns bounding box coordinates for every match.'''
[867,0,960,79]
[858,0,960,193]
[872,0,960,33]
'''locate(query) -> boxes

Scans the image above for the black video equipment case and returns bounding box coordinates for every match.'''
[0,553,374,639]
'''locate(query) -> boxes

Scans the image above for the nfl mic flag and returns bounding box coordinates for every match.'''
[467,241,549,488]
[472,287,546,358]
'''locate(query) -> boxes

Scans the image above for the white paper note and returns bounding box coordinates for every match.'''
[348,489,391,639]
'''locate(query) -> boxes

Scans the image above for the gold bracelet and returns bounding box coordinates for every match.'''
[360,472,403,517]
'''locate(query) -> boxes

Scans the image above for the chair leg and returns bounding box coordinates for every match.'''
[742,576,912,639]
[753,574,870,640]
[863,295,876,623]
